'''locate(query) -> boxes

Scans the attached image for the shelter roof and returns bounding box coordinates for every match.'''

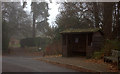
[60,28,101,34]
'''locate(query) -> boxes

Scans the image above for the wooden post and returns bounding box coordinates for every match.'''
[86,34,88,57]
[62,34,64,57]
[62,34,68,57]
[66,34,68,57]
[118,51,120,70]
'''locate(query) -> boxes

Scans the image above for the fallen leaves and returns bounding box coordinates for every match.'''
[85,59,118,72]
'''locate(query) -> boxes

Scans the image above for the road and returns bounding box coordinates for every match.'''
[2,56,76,72]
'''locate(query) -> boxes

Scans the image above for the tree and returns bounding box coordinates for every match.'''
[31,2,49,38]
[93,2,99,28]
[56,2,96,31]
[56,2,119,39]
[2,2,32,50]
[103,2,114,39]
[117,2,120,40]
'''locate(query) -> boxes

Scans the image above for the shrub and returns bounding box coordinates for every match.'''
[20,38,36,47]
[103,39,120,56]
[92,52,104,59]
[20,37,50,49]
[45,40,62,55]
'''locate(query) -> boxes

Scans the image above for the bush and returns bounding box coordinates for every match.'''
[92,39,120,59]
[20,37,50,49]
[45,40,62,55]
[92,52,104,59]
[103,39,120,56]
[20,38,36,47]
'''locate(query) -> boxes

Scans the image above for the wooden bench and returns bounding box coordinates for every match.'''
[104,50,120,63]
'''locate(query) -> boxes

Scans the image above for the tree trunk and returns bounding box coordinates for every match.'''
[32,2,36,39]
[33,12,36,38]
[93,2,99,28]
[103,2,114,39]
[118,2,120,40]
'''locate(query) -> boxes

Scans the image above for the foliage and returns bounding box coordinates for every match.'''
[45,40,62,55]
[2,2,32,38]
[9,44,20,48]
[2,2,120,56]
[2,21,10,51]
[56,2,95,30]
[20,38,35,47]
[92,51,104,59]
[56,2,120,39]
[92,39,120,59]
[20,37,50,49]
[55,2,120,58]
[103,39,120,55]
[31,2,49,38]
[55,2,104,41]
[2,2,33,50]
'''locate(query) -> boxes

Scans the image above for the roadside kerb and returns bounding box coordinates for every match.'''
[36,58,95,72]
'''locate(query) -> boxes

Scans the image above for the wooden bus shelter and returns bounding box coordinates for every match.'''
[60,28,104,57]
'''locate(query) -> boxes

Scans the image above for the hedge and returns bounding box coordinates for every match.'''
[20,37,50,48]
